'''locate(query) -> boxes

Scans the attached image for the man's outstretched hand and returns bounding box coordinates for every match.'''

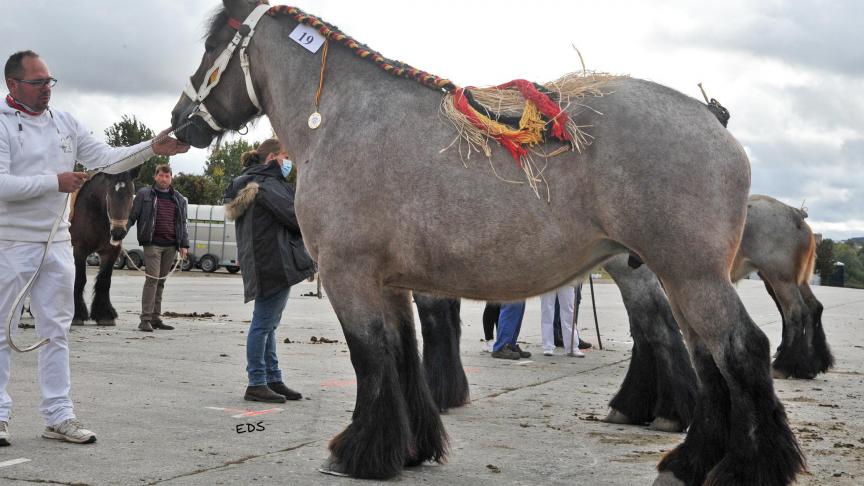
[152,128,191,156]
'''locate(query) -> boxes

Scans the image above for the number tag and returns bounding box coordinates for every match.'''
[289,24,326,53]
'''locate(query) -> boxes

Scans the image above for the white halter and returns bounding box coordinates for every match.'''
[182,4,271,131]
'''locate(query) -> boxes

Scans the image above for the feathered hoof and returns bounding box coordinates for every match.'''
[649,417,686,433]
[318,455,350,477]
[771,366,792,380]
[603,409,633,424]
[652,471,686,486]
[71,319,87,326]
[96,320,116,326]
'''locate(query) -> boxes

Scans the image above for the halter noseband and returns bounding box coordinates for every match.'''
[182,4,271,132]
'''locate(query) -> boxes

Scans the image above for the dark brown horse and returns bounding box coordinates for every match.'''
[69,169,138,326]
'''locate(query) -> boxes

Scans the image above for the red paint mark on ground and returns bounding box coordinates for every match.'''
[464,367,481,374]
[320,378,357,388]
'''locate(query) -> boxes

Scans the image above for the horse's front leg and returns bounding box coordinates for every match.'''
[89,247,120,326]
[72,248,89,326]
[322,270,447,479]
[415,293,470,411]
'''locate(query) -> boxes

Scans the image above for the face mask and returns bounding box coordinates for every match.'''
[280,159,293,178]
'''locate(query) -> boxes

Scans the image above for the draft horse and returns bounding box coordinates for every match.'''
[170,2,804,484]
[69,169,138,326]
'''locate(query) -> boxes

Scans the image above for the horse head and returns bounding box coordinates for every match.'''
[90,168,138,245]
[172,0,268,148]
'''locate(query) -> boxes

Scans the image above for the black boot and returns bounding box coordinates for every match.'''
[244,385,286,403]
[152,320,174,330]
[267,381,302,401]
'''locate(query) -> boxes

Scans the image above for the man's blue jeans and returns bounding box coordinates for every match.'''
[247,287,290,386]
[493,301,526,352]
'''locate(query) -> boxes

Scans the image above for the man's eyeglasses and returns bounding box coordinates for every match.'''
[14,77,58,88]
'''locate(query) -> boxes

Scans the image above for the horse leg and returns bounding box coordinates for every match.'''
[322,273,447,479]
[759,273,786,358]
[605,259,696,432]
[415,293,470,411]
[656,278,804,486]
[799,282,834,374]
[764,275,819,379]
[72,249,89,326]
[89,248,120,326]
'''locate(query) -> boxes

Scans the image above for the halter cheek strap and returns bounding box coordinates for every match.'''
[183,3,271,131]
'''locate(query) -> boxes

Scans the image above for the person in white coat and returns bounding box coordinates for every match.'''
[540,283,585,357]
[0,50,189,446]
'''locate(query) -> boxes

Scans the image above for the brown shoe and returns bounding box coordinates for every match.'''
[267,381,302,400]
[244,385,286,403]
[152,320,174,330]
[138,321,153,332]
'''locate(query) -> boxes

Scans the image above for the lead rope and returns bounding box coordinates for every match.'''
[4,122,192,353]
[121,247,183,280]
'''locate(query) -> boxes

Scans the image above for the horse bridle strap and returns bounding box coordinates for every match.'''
[183,3,271,131]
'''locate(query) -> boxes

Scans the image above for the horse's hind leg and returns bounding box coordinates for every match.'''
[72,248,89,326]
[760,275,786,357]
[604,258,696,432]
[764,275,821,379]
[657,278,804,486]
[415,293,470,411]
[799,282,834,374]
[323,275,447,479]
[89,248,119,326]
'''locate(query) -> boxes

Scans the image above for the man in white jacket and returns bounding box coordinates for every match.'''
[0,50,189,446]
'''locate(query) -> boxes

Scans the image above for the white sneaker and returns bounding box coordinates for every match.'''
[0,421,9,446]
[567,349,586,358]
[481,340,494,353]
[42,419,96,444]
[543,349,555,356]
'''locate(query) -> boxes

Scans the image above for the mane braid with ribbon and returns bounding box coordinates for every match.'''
[266,5,619,199]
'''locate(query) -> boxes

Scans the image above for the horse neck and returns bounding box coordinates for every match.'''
[252,21,440,160]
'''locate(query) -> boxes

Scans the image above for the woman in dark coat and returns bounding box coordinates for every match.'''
[224,138,316,403]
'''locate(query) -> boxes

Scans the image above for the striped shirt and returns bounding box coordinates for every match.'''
[152,189,177,246]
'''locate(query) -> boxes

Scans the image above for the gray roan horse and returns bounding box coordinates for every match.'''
[424,194,832,434]
[171,2,804,483]
[69,169,138,326]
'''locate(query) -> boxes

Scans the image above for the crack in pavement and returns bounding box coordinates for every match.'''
[0,478,89,486]
[147,440,319,485]
[476,357,631,401]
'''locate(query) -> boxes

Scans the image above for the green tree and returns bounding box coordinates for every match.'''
[204,139,253,190]
[171,173,223,205]
[104,115,168,190]
[834,242,864,289]
[815,238,836,281]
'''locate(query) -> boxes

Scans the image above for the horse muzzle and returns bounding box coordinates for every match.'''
[109,228,127,246]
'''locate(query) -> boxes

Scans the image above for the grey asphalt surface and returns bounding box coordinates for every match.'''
[1,269,862,485]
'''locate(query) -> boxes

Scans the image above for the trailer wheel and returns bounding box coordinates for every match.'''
[181,254,195,271]
[113,254,127,270]
[199,254,219,273]
[127,250,144,270]
[226,265,240,274]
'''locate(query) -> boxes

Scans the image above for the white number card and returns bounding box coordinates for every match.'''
[289,24,326,53]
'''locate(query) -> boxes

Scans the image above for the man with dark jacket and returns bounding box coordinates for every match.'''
[128,164,189,332]
[224,139,315,403]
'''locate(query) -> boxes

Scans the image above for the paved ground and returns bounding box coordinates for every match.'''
[1,268,862,485]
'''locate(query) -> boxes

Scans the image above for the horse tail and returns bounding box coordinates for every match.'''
[798,229,817,286]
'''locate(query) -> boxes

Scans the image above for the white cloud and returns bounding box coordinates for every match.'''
[1,0,861,239]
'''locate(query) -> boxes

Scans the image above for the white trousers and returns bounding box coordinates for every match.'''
[0,240,76,425]
[540,285,580,353]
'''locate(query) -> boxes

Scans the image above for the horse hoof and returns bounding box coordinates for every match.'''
[96,320,116,327]
[649,417,685,433]
[318,455,350,477]
[71,320,86,326]
[771,367,792,380]
[603,409,633,424]
[652,471,686,486]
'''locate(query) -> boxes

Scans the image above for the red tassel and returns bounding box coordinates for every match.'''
[496,79,571,142]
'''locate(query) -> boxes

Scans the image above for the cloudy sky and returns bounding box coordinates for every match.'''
[2,1,861,239]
